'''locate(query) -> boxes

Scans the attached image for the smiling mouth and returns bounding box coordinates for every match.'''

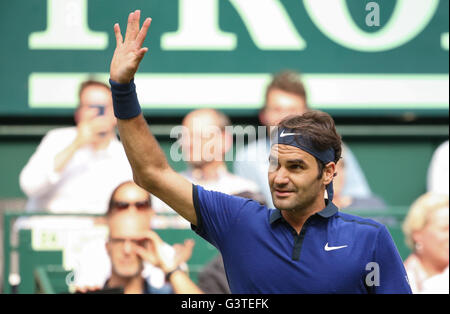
[274,190,294,197]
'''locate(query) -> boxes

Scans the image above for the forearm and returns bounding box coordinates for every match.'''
[168,270,203,294]
[54,139,82,173]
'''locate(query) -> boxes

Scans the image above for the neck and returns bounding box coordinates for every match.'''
[107,272,145,294]
[281,195,326,234]
[190,161,226,181]
[415,252,448,278]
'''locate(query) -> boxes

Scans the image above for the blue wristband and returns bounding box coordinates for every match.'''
[109,78,142,119]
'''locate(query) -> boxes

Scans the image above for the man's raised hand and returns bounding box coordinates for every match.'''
[110,10,151,84]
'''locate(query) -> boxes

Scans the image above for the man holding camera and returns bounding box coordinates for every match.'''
[20,80,133,213]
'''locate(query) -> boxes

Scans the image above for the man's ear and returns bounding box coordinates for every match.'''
[74,107,81,124]
[259,108,267,126]
[323,162,336,185]
[105,239,112,256]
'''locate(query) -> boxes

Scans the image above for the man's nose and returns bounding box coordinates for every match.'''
[273,167,289,185]
[123,240,135,254]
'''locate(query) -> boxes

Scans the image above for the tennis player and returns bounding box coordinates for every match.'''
[108,10,412,294]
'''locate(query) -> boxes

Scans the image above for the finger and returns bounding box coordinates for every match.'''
[144,230,163,244]
[81,108,99,122]
[128,10,141,42]
[184,239,195,248]
[114,23,123,46]
[136,47,148,61]
[136,245,157,265]
[124,11,135,43]
[136,17,152,48]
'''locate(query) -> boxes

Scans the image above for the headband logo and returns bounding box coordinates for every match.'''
[279,129,301,138]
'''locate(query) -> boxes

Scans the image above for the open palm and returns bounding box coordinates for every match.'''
[110,10,151,84]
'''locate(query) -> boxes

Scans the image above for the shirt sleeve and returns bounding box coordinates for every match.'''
[367,226,412,294]
[19,130,68,197]
[191,185,250,250]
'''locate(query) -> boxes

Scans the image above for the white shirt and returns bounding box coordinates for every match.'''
[427,140,449,196]
[19,127,133,214]
[421,267,449,294]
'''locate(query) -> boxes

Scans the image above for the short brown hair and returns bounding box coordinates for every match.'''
[265,70,307,105]
[276,110,342,165]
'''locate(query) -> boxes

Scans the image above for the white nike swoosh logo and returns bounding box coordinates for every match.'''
[324,242,348,251]
[279,130,301,138]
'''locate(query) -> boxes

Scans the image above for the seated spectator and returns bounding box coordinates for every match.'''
[151,108,263,228]
[234,70,372,208]
[421,266,449,294]
[427,140,449,196]
[333,144,386,210]
[19,79,132,213]
[402,192,449,293]
[197,255,230,294]
[75,181,201,294]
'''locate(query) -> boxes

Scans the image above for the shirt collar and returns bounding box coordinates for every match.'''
[269,200,338,224]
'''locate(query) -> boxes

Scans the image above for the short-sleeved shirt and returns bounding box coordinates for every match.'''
[192,185,412,294]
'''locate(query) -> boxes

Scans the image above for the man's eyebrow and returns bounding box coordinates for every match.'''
[286,159,307,165]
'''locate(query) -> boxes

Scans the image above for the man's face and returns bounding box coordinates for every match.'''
[106,186,153,279]
[182,112,226,167]
[333,159,346,198]
[76,85,116,128]
[414,206,449,267]
[268,144,331,212]
[262,88,307,127]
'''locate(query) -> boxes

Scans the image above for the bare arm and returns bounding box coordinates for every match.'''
[110,10,197,225]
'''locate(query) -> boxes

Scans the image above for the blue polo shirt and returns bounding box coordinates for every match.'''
[192,185,412,294]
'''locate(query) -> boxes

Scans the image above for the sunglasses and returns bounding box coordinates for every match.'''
[109,237,149,248]
[112,200,150,210]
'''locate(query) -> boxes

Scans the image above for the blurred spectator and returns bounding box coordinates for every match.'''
[19,79,132,213]
[333,144,386,210]
[427,140,449,196]
[402,193,449,293]
[421,266,449,294]
[75,181,200,294]
[197,191,265,294]
[197,255,230,294]
[234,70,372,208]
[152,108,263,228]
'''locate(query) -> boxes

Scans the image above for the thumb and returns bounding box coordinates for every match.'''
[137,47,149,60]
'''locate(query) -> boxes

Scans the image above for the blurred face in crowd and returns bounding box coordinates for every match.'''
[268,144,334,213]
[182,109,230,167]
[106,183,153,279]
[260,88,308,127]
[413,206,449,269]
[333,159,346,198]
[76,84,116,130]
